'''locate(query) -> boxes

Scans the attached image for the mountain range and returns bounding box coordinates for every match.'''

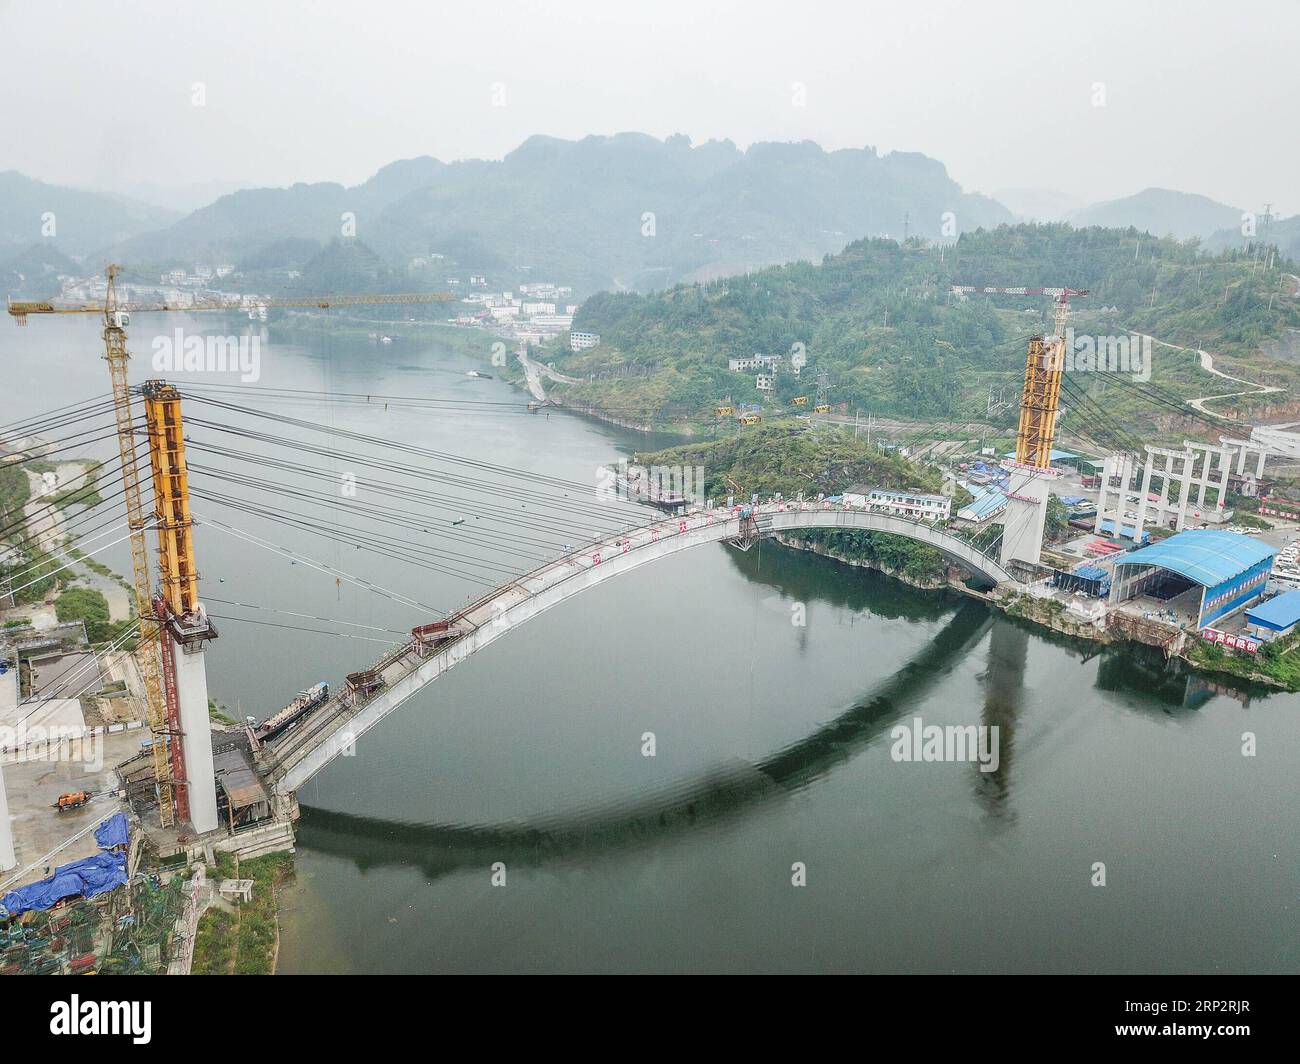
[0,135,1293,300]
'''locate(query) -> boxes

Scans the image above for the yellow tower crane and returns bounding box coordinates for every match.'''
[8,266,454,828]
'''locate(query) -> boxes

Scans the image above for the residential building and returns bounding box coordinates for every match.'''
[844,486,951,521]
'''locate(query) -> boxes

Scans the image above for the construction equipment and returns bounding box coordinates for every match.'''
[53,791,93,812]
[8,266,455,829]
[949,285,1087,341]
[950,285,1088,470]
[7,284,455,325]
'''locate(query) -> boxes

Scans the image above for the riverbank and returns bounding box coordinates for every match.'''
[190,850,294,975]
[270,315,497,360]
[774,531,1290,693]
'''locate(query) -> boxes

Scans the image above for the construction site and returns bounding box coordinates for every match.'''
[2,270,1298,973]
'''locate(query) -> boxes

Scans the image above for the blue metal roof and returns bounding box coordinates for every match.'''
[1246,590,1300,629]
[959,489,1008,519]
[1114,529,1276,587]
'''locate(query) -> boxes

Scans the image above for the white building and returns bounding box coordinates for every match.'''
[522,301,556,316]
[756,373,775,392]
[570,331,600,350]
[844,487,951,522]
[731,353,782,373]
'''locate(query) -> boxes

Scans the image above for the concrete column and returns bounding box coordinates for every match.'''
[999,464,1056,569]
[1135,450,1155,536]
[175,648,218,835]
[1095,455,1118,535]
[1176,453,1193,531]
[1156,454,1174,526]
[0,759,15,871]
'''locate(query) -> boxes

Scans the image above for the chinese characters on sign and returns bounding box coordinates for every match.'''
[1201,627,1260,654]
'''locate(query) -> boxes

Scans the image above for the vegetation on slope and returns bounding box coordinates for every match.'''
[636,425,952,582]
[550,224,1298,436]
[191,851,294,976]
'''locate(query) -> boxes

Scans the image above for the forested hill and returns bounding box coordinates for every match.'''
[552,224,1299,429]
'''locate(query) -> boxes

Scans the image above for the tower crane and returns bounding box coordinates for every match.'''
[949,285,1088,469]
[7,266,454,830]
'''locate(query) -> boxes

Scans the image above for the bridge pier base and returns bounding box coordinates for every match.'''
[176,647,218,835]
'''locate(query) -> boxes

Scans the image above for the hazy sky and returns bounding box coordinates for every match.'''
[2,0,1296,214]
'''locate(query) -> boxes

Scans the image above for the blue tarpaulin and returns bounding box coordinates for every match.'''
[1,851,127,917]
[94,813,129,850]
[1,813,132,919]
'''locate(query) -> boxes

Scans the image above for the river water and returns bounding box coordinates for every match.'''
[4,318,1296,973]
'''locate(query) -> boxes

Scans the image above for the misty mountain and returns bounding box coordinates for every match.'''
[0,243,79,299]
[992,187,1084,222]
[0,171,178,260]
[1206,213,1300,263]
[100,153,448,272]
[103,133,1015,294]
[1066,188,1242,241]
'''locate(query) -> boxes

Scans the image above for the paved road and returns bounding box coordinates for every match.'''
[1131,331,1284,418]
[515,349,579,402]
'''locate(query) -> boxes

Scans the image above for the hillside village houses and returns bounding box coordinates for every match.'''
[729,352,801,392]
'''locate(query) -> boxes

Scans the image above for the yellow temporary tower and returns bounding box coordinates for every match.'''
[1015,335,1063,469]
[143,383,199,617]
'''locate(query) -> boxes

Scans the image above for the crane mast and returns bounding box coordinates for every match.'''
[103,266,176,825]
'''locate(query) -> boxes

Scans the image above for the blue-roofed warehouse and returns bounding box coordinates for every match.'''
[1109,529,1276,629]
[1245,590,1300,640]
